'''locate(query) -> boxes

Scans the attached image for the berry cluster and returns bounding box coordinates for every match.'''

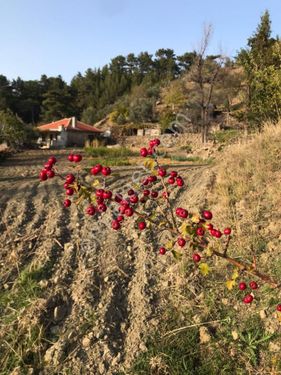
[39,156,57,181]
[38,139,280,313]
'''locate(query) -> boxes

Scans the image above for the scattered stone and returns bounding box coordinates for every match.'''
[104,276,109,282]
[39,280,48,288]
[259,309,267,319]
[231,330,239,340]
[54,305,67,322]
[199,326,211,344]
[82,337,91,348]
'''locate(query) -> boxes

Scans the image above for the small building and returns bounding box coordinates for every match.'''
[37,117,103,148]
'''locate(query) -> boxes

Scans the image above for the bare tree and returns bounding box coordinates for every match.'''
[187,24,226,142]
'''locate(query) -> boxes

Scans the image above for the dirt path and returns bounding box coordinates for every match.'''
[0,150,213,374]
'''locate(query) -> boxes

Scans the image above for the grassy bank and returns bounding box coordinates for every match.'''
[130,122,281,374]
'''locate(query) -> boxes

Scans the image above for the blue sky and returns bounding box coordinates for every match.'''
[0,0,280,82]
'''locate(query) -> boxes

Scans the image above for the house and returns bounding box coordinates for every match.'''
[37,117,103,148]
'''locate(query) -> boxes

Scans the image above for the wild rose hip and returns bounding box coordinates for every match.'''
[63,199,71,207]
[151,191,158,198]
[103,191,112,199]
[168,177,175,185]
[117,215,124,222]
[48,156,57,165]
[177,238,186,247]
[66,174,75,184]
[249,281,258,290]
[86,205,96,216]
[147,147,154,155]
[44,162,52,171]
[159,247,166,255]
[243,294,254,304]
[91,164,102,175]
[277,304,281,312]
[143,190,150,196]
[224,228,232,235]
[112,220,121,230]
[101,167,111,176]
[68,154,74,162]
[175,208,188,218]
[196,227,205,236]
[98,203,107,212]
[140,148,148,157]
[239,282,247,291]
[73,154,82,163]
[176,177,184,187]
[158,168,167,177]
[66,188,74,196]
[193,253,201,262]
[130,195,139,204]
[138,222,146,230]
[47,170,55,178]
[125,207,134,217]
[202,210,213,220]
[39,170,48,181]
[170,171,177,178]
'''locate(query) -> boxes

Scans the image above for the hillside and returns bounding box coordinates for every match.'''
[0,123,280,374]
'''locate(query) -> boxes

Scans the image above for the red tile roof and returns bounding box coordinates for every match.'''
[37,118,103,133]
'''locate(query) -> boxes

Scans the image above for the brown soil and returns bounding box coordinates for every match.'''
[0,150,213,374]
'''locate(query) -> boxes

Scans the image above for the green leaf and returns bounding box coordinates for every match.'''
[171,250,182,260]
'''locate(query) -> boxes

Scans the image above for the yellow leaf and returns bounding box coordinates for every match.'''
[92,179,100,187]
[179,223,188,236]
[199,263,210,276]
[226,279,236,290]
[165,241,174,250]
[158,221,166,229]
[205,246,214,257]
[231,269,239,281]
[191,214,200,223]
[143,159,156,171]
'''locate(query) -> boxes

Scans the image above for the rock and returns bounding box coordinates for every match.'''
[231,330,239,340]
[199,326,211,344]
[82,337,91,348]
[54,305,67,321]
[39,280,48,288]
[259,309,267,319]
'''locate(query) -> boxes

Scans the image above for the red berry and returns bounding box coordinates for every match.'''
[177,238,186,247]
[44,162,52,171]
[243,294,254,304]
[167,176,175,185]
[47,170,55,178]
[249,281,258,290]
[143,189,150,196]
[211,230,222,238]
[277,304,281,312]
[130,195,139,204]
[128,189,134,196]
[68,154,74,162]
[138,221,146,230]
[119,205,127,214]
[98,203,107,212]
[63,182,69,189]
[147,147,154,155]
[86,205,96,216]
[101,166,111,176]
[193,253,201,262]
[162,191,170,199]
[176,177,184,187]
[224,228,232,235]
[175,208,188,218]
[239,282,247,291]
[207,223,213,230]
[63,199,71,207]
[196,227,205,236]
[147,175,157,183]
[159,247,166,255]
[65,174,75,184]
[96,197,104,205]
[170,171,177,178]
[117,215,124,222]
[66,188,74,196]
[142,178,149,186]
[140,148,148,157]
[48,156,57,165]
[150,138,160,147]
[114,194,122,203]
[39,170,48,181]
[96,189,105,197]
[140,197,147,203]
[103,191,112,200]
[112,220,121,230]
[202,210,213,220]
[73,154,82,163]
[158,168,167,177]
[151,191,158,198]
[125,207,134,217]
